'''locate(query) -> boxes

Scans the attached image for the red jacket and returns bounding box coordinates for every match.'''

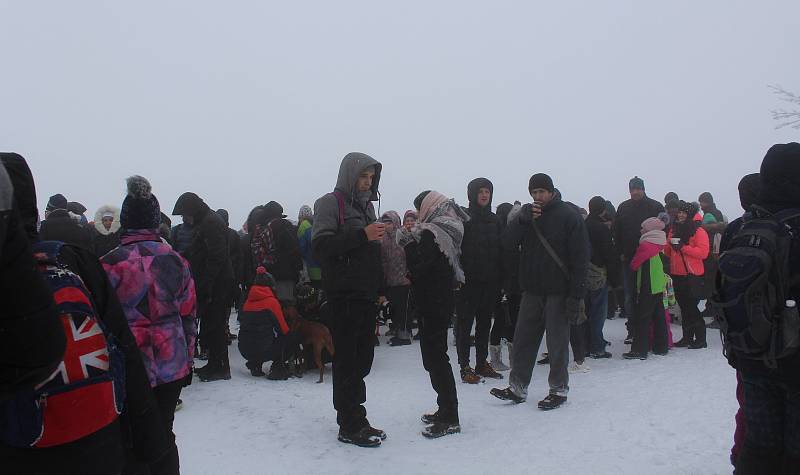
[664,227,710,276]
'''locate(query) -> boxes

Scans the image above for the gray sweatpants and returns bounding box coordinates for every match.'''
[508,292,570,399]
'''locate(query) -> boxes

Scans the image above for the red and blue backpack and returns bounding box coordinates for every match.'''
[0,241,125,448]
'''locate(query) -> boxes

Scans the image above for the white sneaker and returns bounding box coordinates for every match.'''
[568,361,590,374]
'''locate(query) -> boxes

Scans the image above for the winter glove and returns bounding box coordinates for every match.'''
[518,204,534,225]
[565,297,585,325]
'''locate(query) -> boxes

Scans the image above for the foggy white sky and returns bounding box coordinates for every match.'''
[2,1,798,229]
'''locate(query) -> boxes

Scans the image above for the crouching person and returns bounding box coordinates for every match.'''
[238,267,301,380]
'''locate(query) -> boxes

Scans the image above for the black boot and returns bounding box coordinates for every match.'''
[537,394,567,411]
[267,361,290,380]
[422,420,461,439]
[337,426,382,447]
[490,387,525,403]
[199,357,231,382]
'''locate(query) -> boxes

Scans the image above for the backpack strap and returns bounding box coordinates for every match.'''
[330,191,346,227]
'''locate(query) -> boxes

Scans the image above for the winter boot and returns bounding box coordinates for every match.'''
[422,421,461,439]
[537,353,550,365]
[175,398,183,412]
[246,361,265,377]
[622,351,648,360]
[199,357,231,382]
[490,387,525,404]
[460,365,482,384]
[421,411,441,424]
[267,361,291,380]
[389,337,412,347]
[537,394,567,411]
[568,360,590,373]
[687,340,707,349]
[364,424,387,441]
[489,345,510,371]
[337,426,382,448]
[673,337,693,348]
[475,361,503,379]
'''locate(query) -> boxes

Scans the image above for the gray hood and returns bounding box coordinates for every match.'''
[334,152,382,205]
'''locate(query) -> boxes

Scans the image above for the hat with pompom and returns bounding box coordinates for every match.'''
[120,175,161,229]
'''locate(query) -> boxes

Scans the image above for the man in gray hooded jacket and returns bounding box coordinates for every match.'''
[312,152,386,447]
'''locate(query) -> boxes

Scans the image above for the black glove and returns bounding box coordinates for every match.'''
[519,204,533,225]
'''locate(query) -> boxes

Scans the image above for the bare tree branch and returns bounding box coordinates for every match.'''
[769,84,800,129]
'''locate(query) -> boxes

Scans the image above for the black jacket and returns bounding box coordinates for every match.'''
[40,210,94,252]
[503,198,589,298]
[460,178,500,284]
[312,153,384,301]
[172,195,234,301]
[585,213,621,288]
[92,229,121,258]
[250,217,302,283]
[169,223,195,256]
[497,203,521,295]
[404,229,455,316]
[614,196,664,262]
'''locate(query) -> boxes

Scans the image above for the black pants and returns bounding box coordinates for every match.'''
[245,331,302,370]
[329,299,377,433]
[672,275,706,344]
[386,285,411,338]
[456,281,497,367]
[569,322,588,363]
[490,293,521,345]
[199,295,231,368]
[148,380,183,475]
[418,289,458,423]
[736,369,800,474]
[631,291,668,354]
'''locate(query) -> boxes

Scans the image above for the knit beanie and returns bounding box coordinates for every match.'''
[641,216,665,232]
[629,176,645,191]
[46,193,68,212]
[298,205,313,221]
[759,142,800,211]
[737,173,761,212]
[413,191,432,211]
[254,266,276,288]
[120,175,161,229]
[664,191,679,204]
[528,174,554,193]
[263,201,286,220]
[588,196,606,215]
[678,200,699,217]
[698,192,714,204]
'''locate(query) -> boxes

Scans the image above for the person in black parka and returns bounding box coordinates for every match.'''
[40,194,94,251]
[457,178,502,383]
[172,192,234,382]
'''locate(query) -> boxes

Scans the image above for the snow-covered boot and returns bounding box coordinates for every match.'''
[489,345,510,371]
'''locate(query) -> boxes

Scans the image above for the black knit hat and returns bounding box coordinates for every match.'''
[46,193,68,212]
[588,196,606,215]
[263,201,286,220]
[664,191,679,204]
[737,173,761,212]
[698,192,714,204]
[678,200,699,217]
[759,142,800,211]
[528,174,554,193]
[120,175,161,229]
[629,176,645,191]
[413,190,431,211]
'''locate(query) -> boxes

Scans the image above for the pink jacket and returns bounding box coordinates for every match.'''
[664,228,710,276]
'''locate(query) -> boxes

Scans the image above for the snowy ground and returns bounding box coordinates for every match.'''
[175,315,738,475]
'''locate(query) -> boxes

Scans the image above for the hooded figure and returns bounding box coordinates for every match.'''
[92,205,121,257]
[39,196,94,251]
[246,201,301,302]
[217,208,243,297]
[456,177,502,381]
[0,155,168,473]
[172,192,234,382]
[379,211,412,345]
[311,152,386,447]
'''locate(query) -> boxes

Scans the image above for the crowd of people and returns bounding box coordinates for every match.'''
[1,144,799,474]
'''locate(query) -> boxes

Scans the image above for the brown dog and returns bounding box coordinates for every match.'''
[284,307,335,383]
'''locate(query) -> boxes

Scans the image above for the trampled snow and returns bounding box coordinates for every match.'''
[176,316,738,475]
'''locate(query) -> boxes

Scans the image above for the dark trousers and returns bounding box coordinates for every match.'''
[490,293,521,345]
[569,322,588,363]
[245,331,302,370]
[387,285,411,339]
[631,291,668,354]
[418,289,459,423]
[672,275,706,344]
[456,281,497,367]
[736,369,800,474]
[149,380,183,475]
[199,296,231,367]
[587,285,609,353]
[329,299,377,433]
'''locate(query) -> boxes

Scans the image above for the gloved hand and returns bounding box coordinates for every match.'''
[671,242,684,252]
[565,297,585,325]
[518,204,534,225]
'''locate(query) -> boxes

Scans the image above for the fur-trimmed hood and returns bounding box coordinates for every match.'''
[94,205,121,235]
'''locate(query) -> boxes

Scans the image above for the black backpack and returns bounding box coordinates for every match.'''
[710,207,800,368]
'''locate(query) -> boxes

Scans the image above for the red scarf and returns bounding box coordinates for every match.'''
[243,285,288,334]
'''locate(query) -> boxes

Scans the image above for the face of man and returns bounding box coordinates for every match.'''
[676,210,688,223]
[357,167,375,193]
[101,216,114,231]
[629,188,645,201]
[476,187,491,207]
[530,189,554,205]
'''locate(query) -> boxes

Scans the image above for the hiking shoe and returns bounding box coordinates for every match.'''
[422,421,461,439]
[653,349,669,356]
[688,341,708,349]
[568,361,590,373]
[589,351,612,359]
[537,353,550,365]
[175,398,183,411]
[338,426,382,448]
[624,336,633,345]
[249,366,266,377]
[196,350,209,361]
[389,337,412,347]
[475,362,503,379]
[490,387,525,403]
[198,368,231,382]
[674,338,693,348]
[460,366,482,384]
[267,362,290,381]
[622,351,648,360]
[537,394,567,411]
[421,411,441,424]
[365,425,387,441]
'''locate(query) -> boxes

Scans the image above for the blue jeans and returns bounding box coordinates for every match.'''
[586,285,609,354]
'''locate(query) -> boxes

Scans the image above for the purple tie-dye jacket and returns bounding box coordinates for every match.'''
[101,229,197,387]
